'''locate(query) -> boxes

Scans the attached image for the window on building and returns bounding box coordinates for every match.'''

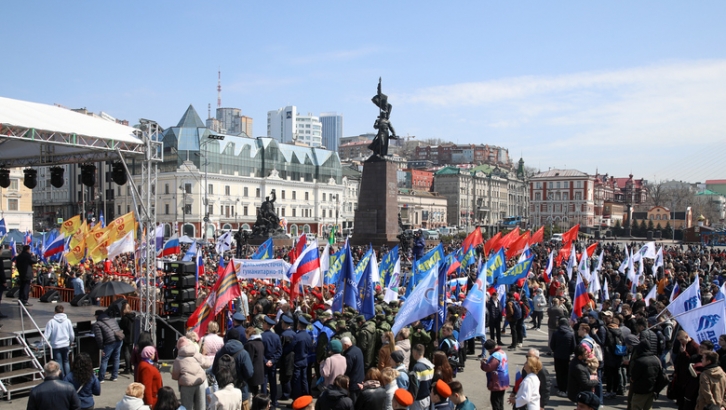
[127,205,130,213]
[127,186,131,195]
[256,188,260,198]
[305,192,309,201]
[165,204,169,214]
[281,190,286,199]
[243,206,248,216]
[575,192,582,200]
[536,182,541,189]
[208,205,213,216]
[151,184,156,195]
[563,192,568,201]
[184,204,192,215]
[225,185,230,196]
[563,181,568,188]
[118,186,122,196]
[292,208,296,217]
[117,205,121,215]
[535,192,541,201]
[165,184,169,194]
[208,184,213,195]
[7,199,18,211]
[322,193,326,202]
[292,191,297,200]
[549,182,553,189]
[281,208,286,217]
[185,183,192,194]
[556,182,561,189]
[244,187,249,197]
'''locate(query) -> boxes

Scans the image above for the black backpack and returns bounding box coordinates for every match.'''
[512,301,522,320]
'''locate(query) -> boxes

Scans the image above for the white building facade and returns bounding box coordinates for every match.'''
[267,106,322,147]
[529,169,596,231]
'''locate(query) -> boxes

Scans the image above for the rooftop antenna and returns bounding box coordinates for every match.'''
[217,68,222,108]
[208,103,211,119]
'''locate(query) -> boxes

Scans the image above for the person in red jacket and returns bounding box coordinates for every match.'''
[137,346,163,408]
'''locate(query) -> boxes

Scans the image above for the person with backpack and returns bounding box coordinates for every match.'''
[438,324,460,373]
[602,313,626,399]
[505,293,522,349]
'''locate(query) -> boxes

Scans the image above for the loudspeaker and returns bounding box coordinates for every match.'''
[39,289,60,303]
[164,300,196,316]
[106,298,128,318]
[164,288,196,302]
[156,318,186,360]
[70,293,91,307]
[6,287,19,298]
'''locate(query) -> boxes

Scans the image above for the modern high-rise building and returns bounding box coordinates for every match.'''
[320,112,343,151]
[267,106,322,147]
[213,107,253,137]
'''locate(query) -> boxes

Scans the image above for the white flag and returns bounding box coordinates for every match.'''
[674,299,726,348]
[666,275,702,317]
[384,256,402,303]
[602,277,610,301]
[319,243,331,276]
[182,241,197,262]
[578,251,591,282]
[594,250,604,274]
[566,243,577,280]
[108,231,135,259]
[588,269,601,300]
[215,231,233,254]
[652,247,664,277]
[644,284,657,304]
[627,247,637,285]
[619,246,630,274]
[632,241,657,262]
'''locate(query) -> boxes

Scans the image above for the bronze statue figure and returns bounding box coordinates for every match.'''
[252,190,282,236]
[368,77,398,158]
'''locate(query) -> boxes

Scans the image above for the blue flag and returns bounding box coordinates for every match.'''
[325,243,348,286]
[99,211,106,228]
[379,246,399,287]
[413,243,445,285]
[331,243,356,312]
[352,247,373,286]
[497,254,535,286]
[392,262,440,336]
[459,258,488,342]
[0,218,6,237]
[182,241,197,262]
[357,249,377,320]
[251,237,274,260]
[437,259,448,328]
[484,249,506,283]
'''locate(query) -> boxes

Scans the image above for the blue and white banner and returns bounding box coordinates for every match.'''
[674,299,726,350]
[233,258,292,280]
[391,262,439,337]
[666,275,701,317]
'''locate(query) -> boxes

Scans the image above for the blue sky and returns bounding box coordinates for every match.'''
[2,1,725,183]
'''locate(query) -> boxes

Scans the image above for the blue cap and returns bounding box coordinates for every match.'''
[281,315,294,324]
[298,316,310,326]
[264,316,276,326]
[232,312,246,322]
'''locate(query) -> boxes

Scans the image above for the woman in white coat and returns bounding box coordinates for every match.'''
[509,357,541,410]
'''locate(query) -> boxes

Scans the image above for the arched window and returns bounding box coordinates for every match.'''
[206,224,216,239]
[303,224,311,233]
[290,225,298,236]
[182,224,195,237]
[242,224,251,230]
[164,224,171,238]
[223,223,232,230]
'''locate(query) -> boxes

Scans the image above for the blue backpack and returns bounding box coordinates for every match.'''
[512,301,522,320]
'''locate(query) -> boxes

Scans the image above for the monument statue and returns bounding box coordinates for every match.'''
[367,78,398,159]
[252,190,283,237]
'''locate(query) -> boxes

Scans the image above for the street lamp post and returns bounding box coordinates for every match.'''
[200,134,225,242]
[179,185,186,235]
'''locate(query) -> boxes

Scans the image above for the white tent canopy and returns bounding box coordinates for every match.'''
[0,96,146,167]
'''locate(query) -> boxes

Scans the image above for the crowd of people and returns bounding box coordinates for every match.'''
[5,231,726,410]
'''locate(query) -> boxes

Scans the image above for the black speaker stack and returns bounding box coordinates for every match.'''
[163,261,197,317]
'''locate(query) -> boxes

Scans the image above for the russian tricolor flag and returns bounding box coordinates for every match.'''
[158,234,180,258]
[571,271,589,320]
[43,234,66,258]
[196,249,204,297]
[289,242,320,284]
[670,282,681,303]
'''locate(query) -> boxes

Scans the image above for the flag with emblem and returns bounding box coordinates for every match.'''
[674,299,726,349]
[60,215,81,237]
[666,275,701,317]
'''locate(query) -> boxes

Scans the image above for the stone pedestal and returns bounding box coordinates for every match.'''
[351,157,400,247]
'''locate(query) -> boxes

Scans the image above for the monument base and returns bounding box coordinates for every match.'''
[351,157,400,248]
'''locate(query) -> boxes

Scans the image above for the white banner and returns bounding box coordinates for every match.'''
[675,299,726,348]
[233,258,292,280]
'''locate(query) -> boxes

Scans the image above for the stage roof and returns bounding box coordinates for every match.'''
[0,96,146,168]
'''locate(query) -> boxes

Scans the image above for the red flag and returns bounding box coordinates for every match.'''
[506,231,531,260]
[562,224,580,245]
[586,242,599,258]
[289,233,307,263]
[529,226,544,245]
[186,300,214,337]
[558,245,572,267]
[447,260,462,275]
[462,226,483,251]
[483,232,502,255]
[498,227,521,251]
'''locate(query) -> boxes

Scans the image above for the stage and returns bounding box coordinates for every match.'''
[0,296,100,337]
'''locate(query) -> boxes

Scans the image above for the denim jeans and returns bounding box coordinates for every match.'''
[99,340,123,381]
[53,347,71,378]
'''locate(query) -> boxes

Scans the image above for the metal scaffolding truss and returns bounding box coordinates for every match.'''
[0,123,148,168]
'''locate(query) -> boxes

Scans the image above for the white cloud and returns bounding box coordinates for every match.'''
[399,60,726,181]
[289,46,380,65]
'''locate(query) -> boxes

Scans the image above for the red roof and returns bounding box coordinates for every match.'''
[706,179,726,185]
[613,177,644,189]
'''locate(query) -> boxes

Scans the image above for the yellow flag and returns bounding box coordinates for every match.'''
[65,237,87,266]
[60,215,81,237]
[108,212,135,243]
[88,236,111,263]
[87,227,110,251]
[69,221,88,250]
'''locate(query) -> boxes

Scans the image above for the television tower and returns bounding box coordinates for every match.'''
[217,69,222,108]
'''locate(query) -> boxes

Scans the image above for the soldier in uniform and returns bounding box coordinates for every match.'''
[291,316,313,400]
[356,315,377,371]
[261,316,282,408]
[278,315,296,401]
[332,319,356,347]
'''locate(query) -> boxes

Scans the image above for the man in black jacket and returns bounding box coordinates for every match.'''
[567,345,600,403]
[27,360,80,410]
[91,309,123,382]
[342,336,364,404]
[550,317,576,396]
[629,332,661,410]
[487,291,503,346]
[16,245,37,306]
